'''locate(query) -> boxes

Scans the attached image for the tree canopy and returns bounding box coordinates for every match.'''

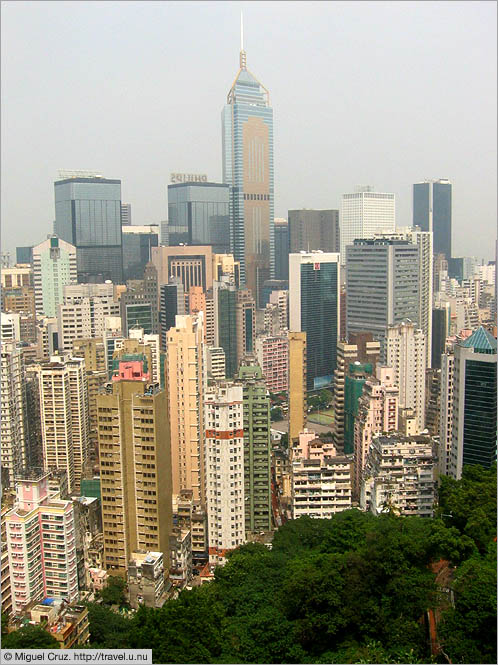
[2,624,60,649]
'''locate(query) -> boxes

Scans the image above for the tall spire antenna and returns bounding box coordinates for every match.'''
[239,11,247,69]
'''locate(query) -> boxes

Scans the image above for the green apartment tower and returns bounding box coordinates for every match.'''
[237,360,272,534]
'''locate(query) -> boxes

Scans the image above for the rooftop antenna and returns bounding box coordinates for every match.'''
[240,11,247,69]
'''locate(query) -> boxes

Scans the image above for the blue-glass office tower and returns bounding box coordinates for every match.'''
[451,326,497,478]
[54,176,123,283]
[413,179,452,259]
[167,182,230,254]
[222,45,274,306]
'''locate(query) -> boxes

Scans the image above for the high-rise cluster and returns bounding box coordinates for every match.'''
[1,27,496,641]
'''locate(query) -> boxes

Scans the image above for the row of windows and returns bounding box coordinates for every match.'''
[243,193,270,201]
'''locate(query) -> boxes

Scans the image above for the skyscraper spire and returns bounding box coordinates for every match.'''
[240,11,247,69]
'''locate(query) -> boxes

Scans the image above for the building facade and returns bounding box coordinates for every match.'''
[360,433,437,518]
[274,218,289,281]
[0,342,28,487]
[346,238,420,357]
[289,251,340,390]
[340,187,395,263]
[288,331,307,444]
[386,321,427,432]
[439,350,454,476]
[413,179,452,260]
[97,362,172,576]
[166,314,206,502]
[292,434,352,519]
[237,361,272,534]
[33,354,90,494]
[289,209,340,254]
[204,382,245,563]
[58,283,120,352]
[255,335,289,393]
[54,175,123,284]
[236,289,255,366]
[122,226,159,281]
[353,366,399,500]
[167,182,230,253]
[5,472,78,614]
[33,236,77,317]
[450,327,497,478]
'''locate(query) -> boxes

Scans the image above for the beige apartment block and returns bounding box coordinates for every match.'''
[32,355,89,494]
[288,331,307,445]
[97,373,172,577]
[166,314,206,503]
[72,338,107,466]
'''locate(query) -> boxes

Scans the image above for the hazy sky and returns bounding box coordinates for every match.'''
[1,0,497,261]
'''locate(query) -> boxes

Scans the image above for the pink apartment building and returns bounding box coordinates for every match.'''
[353,366,399,500]
[255,335,289,393]
[5,471,78,614]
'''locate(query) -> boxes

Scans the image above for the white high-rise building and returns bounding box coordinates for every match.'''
[204,382,245,563]
[128,326,162,385]
[439,351,454,476]
[291,431,352,519]
[360,433,437,518]
[33,236,77,317]
[377,228,433,367]
[1,342,28,486]
[206,346,226,380]
[57,283,120,351]
[32,354,89,494]
[386,321,427,431]
[1,312,21,342]
[340,187,395,264]
[405,230,433,368]
[103,315,124,377]
[268,290,289,332]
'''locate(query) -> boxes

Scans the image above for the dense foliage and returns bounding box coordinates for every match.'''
[9,465,491,662]
[99,575,127,606]
[2,624,60,649]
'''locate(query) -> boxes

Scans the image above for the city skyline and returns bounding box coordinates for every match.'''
[1,1,496,261]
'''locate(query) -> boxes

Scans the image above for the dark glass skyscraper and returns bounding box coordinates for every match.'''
[289,252,340,390]
[431,305,449,369]
[222,42,274,306]
[159,281,185,350]
[54,175,123,283]
[413,179,452,259]
[167,182,230,253]
[274,219,289,280]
